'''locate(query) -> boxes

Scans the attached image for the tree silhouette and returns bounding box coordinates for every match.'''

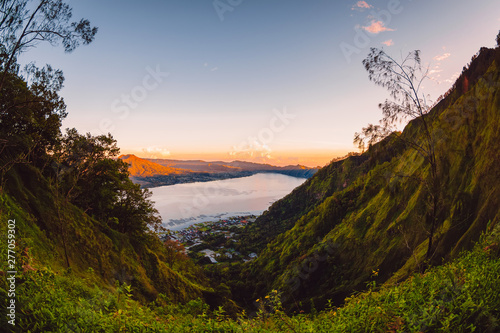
[0,64,67,179]
[52,129,163,237]
[356,48,440,261]
[0,0,97,89]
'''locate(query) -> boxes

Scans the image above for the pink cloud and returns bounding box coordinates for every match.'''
[444,72,460,84]
[362,20,395,34]
[352,1,373,10]
[434,53,451,61]
[428,67,443,81]
[382,39,394,46]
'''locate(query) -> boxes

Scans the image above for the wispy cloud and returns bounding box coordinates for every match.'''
[428,65,443,81]
[428,68,443,76]
[229,140,273,161]
[362,20,395,34]
[204,62,219,72]
[429,52,452,82]
[141,146,171,158]
[352,1,373,11]
[434,53,451,61]
[444,72,460,84]
[382,39,394,46]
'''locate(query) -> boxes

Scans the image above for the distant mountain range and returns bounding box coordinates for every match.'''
[118,154,319,187]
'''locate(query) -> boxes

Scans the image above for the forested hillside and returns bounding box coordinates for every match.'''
[0,2,228,330]
[222,45,500,312]
[0,1,499,330]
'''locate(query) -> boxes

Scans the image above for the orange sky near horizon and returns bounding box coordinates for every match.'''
[24,1,498,169]
[121,148,352,168]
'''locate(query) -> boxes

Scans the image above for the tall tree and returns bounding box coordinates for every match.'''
[53,129,163,237]
[0,0,97,175]
[0,63,66,180]
[0,0,97,89]
[356,48,440,261]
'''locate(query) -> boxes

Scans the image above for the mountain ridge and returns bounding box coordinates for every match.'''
[0,35,499,332]
[119,155,319,187]
[118,154,188,177]
[222,45,500,312]
[145,157,318,173]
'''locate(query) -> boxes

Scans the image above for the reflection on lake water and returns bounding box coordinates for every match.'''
[150,173,306,230]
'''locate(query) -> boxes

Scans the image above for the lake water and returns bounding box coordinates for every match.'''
[150,173,306,230]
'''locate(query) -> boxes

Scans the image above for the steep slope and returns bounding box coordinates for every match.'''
[232,46,500,311]
[0,163,214,306]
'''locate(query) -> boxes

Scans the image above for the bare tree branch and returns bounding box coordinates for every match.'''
[0,0,97,89]
[357,48,441,260]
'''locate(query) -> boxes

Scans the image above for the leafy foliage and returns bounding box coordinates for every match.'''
[220,45,500,313]
[0,68,66,177]
[1,221,499,332]
[355,48,430,150]
[0,0,97,88]
[0,5,498,331]
[50,128,163,236]
[0,3,209,318]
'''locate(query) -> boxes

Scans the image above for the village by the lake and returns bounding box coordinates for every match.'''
[163,215,259,264]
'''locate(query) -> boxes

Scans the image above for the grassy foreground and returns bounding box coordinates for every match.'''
[2,223,499,332]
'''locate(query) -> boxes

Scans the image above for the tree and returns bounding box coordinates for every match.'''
[356,48,440,261]
[0,0,96,178]
[0,63,67,183]
[496,30,500,47]
[52,129,163,237]
[0,0,97,89]
[54,128,120,201]
[108,179,163,236]
[163,239,188,267]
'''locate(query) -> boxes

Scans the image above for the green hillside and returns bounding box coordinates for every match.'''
[0,61,224,331]
[224,45,500,312]
[0,163,223,329]
[0,6,499,330]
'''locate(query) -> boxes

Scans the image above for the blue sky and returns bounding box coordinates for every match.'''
[19,0,500,166]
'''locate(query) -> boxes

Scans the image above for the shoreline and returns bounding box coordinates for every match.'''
[162,210,263,231]
[165,214,257,243]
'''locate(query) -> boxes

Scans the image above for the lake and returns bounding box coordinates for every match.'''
[150,173,307,230]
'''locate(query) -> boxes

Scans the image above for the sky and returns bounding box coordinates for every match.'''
[19,0,500,167]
